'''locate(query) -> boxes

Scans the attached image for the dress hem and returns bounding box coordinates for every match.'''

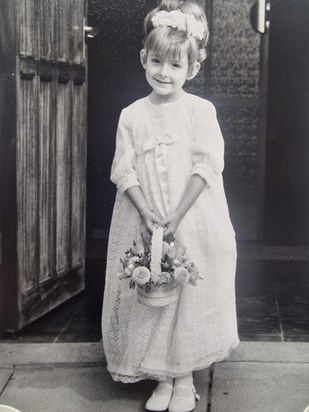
[107,338,240,383]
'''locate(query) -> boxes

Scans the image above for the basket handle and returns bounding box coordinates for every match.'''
[150,225,164,276]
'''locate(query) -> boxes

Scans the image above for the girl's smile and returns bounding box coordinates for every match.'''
[154,78,172,84]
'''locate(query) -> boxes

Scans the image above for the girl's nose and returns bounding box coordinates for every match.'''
[159,63,169,77]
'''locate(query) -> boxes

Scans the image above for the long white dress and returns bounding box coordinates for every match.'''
[102,92,239,383]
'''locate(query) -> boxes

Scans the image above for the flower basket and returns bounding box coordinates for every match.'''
[118,226,201,307]
[136,283,179,306]
[136,226,179,307]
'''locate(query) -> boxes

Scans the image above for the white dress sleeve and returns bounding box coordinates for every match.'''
[110,109,140,194]
[190,101,224,187]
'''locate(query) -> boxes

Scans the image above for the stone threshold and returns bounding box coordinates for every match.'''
[0,341,309,367]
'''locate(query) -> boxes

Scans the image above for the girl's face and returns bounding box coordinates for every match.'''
[140,49,200,103]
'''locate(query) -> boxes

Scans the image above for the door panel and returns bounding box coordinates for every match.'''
[71,85,87,268]
[40,0,56,60]
[58,0,74,62]
[38,80,55,282]
[55,82,72,275]
[20,0,37,57]
[72,0,86,63]
[17,77,38,292]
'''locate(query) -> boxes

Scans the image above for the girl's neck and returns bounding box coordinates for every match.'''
[148,89,186,105]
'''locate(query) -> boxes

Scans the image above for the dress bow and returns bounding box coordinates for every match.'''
[136,135,177,156]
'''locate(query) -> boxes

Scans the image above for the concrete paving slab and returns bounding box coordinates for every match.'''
[0,368,13,393]
[0,343,105,367]
[0,365,140,412]
[229,341,309,363]
[0,365,210,412]
[211,362,309,412]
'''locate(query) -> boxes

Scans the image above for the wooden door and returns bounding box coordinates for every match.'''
[0,0,87,334]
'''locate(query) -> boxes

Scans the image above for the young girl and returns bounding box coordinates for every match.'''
[102,1,239,411]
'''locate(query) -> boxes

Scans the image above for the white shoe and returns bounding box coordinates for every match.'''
[168,384,200,412]
[145,381,174,412]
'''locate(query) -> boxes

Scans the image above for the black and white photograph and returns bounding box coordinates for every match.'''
[0,0,308,411]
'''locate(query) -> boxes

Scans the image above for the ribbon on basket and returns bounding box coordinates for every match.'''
[136,225,179,307]
[150,225,164,282]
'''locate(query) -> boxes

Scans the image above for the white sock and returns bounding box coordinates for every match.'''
[156,376,173,389]
[174,372,193,387]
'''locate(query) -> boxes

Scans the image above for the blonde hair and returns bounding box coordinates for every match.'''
[143,0,209,66]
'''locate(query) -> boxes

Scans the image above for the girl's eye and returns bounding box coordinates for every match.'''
[172,63,181,68]
[151,58,161,64]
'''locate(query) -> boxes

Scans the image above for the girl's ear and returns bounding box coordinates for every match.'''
[140,49,147,69]
[187,61,201,80]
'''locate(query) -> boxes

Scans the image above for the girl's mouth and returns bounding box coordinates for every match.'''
[155,78,172,84]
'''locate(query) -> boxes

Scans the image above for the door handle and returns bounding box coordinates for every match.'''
[250,0,270,34]
[84,25,98,39]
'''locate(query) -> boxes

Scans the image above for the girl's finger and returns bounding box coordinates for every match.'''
[160,217,170,226]
[149,212,160,222]
[163,226,173,236]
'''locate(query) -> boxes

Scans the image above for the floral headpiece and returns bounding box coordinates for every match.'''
[151,10,205,41]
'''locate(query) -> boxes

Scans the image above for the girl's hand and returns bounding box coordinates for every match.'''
[160,211,183,238]
[141,208,161,234]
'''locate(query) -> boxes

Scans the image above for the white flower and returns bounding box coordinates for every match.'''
[151,10,204,41]
[186,14,204,41]
[129,256,140,265]
[132,266,151,286]
[152,10,186,32]
[173,267,190,284]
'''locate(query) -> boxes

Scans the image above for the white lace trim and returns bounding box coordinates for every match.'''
[108,339,240,383]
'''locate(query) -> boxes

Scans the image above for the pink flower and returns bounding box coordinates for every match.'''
[124,267,133,276]
[175,246,185,260]
[118,272,128,280]
[160,272,173,284]
[189,272,199,285]
[167,245,177,259]
[173,267,190,284]
[131,243,144,256]
[189,263,199,275]
[162,241,170,255]
[132,266,151,286]
[187,264,200,286]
